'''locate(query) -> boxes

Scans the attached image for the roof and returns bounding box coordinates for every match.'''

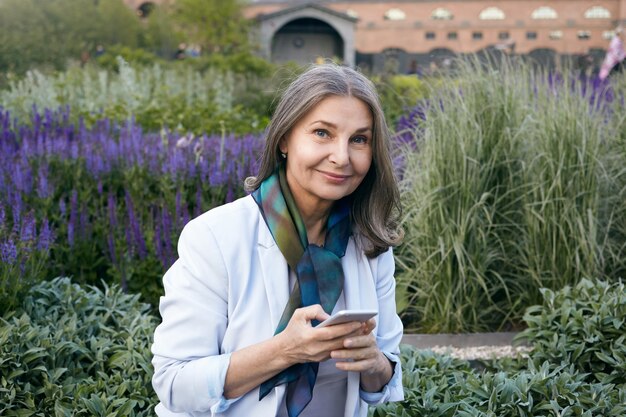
[255,2,358,23]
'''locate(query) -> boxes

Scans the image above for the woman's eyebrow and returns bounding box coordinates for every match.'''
[309,120,372,133]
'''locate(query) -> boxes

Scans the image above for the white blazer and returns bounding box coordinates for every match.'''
[151,195,404,417]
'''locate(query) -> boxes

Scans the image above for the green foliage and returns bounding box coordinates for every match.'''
[0,106,264,308]
[171,0,251,54]
[603,71,626,279]
[0,277,158,416]
[139,6,182,58]
[372,281,626,417]
[370,345,626,417]
[372,346,626,417]
[396,58,616,333]
[0,0,147,75]
[372,74,431,128]
[0,59,275,136]
[0,248,49,318]
[517,278,626,385]
[95,46,163,72]
[182,51,276,77]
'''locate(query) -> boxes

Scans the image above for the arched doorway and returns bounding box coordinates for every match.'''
[271,18,344,65]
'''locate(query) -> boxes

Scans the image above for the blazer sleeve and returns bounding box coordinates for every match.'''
[360,247,405,405]
[151,217,239,413]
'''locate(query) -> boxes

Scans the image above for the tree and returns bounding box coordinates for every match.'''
[170,0,251,54]
[0,0,145,74]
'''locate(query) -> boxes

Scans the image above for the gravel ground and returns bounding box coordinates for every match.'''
[424,345,533,360]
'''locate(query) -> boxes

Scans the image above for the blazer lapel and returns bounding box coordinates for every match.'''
[342,238,361,310]
[343,238,365,417]
[257,214,290,330]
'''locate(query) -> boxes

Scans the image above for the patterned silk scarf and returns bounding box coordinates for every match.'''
[251,164,352,417]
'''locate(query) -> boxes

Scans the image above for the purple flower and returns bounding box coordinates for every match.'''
[106,193,118,265]
[159,207,174,270]
[125,191,147,259]
[67,190,78,247]
[79,205,90,241]
[38,218,54,251]
[195,185,203,217]
[0,205,5,233]
[20,212,36,243]
[107,193,117,228]
[37,163,51,199]
[0,239,17,265]
[175,190,182,226]
[11,193,23,233]
[59,199,67,217]
[226,184,234,203]
[107,233,117,266]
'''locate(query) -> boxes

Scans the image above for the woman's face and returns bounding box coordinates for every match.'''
[279,95,373,212]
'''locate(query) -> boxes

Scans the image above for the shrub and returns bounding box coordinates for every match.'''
[517,278,626,385]
[0,277,158,416]
[95,45,163,71]
[0,210,53,316]
[395,58,617,333]
[371,346,473,417]
[0,108,264,306]
[372,346,626,417]
[0,0,148,75]
[0,59,274,136]
[373,278,626,416]
[373,74,430,128]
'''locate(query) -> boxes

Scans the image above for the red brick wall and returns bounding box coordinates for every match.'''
[243,1,622,54]
[124,1,622,55]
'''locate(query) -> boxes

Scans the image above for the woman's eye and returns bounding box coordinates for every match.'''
[314,129,329,138]
[352,135,369,144]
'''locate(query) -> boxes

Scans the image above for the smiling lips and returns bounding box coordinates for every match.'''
[318,170,351,183]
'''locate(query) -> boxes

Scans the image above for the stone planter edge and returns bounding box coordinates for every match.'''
[401,332,526,348]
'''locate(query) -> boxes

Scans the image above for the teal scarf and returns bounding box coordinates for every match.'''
[252,164,351,417]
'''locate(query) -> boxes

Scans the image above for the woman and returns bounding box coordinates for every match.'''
[599,26,625,80]
[151,63,404,417]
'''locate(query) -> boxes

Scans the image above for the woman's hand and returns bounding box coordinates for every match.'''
[224,304,363,399]
[276,304,364,365]
[329,318,393,392]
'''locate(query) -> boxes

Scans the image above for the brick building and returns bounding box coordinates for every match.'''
[126,0,626,72]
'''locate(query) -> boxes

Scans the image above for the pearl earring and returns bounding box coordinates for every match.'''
[281,152,287,159]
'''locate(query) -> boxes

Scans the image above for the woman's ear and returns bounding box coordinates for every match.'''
[278,137,288,155]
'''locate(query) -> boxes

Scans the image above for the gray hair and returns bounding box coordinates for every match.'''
[245,63,403,257]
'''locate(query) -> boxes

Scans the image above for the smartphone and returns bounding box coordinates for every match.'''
[316,309,378,328]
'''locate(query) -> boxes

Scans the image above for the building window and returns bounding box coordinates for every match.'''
[479,7,505,20]
[604,30,615,40]
[499,31,510,40]
[425,32,436,40]
[577,31,591,40]
[447,31,458,40]
[472,31,483,40]
[531,6,557,20]
[526,31,537,40]
[549,30,563,40]
[384,8,406,21]
[584,6,611,19]
[431,7,453,20]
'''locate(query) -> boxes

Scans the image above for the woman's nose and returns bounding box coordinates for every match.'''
[328,139,349,166]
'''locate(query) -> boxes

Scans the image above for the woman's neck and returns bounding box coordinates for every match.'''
[297,201,331,246]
